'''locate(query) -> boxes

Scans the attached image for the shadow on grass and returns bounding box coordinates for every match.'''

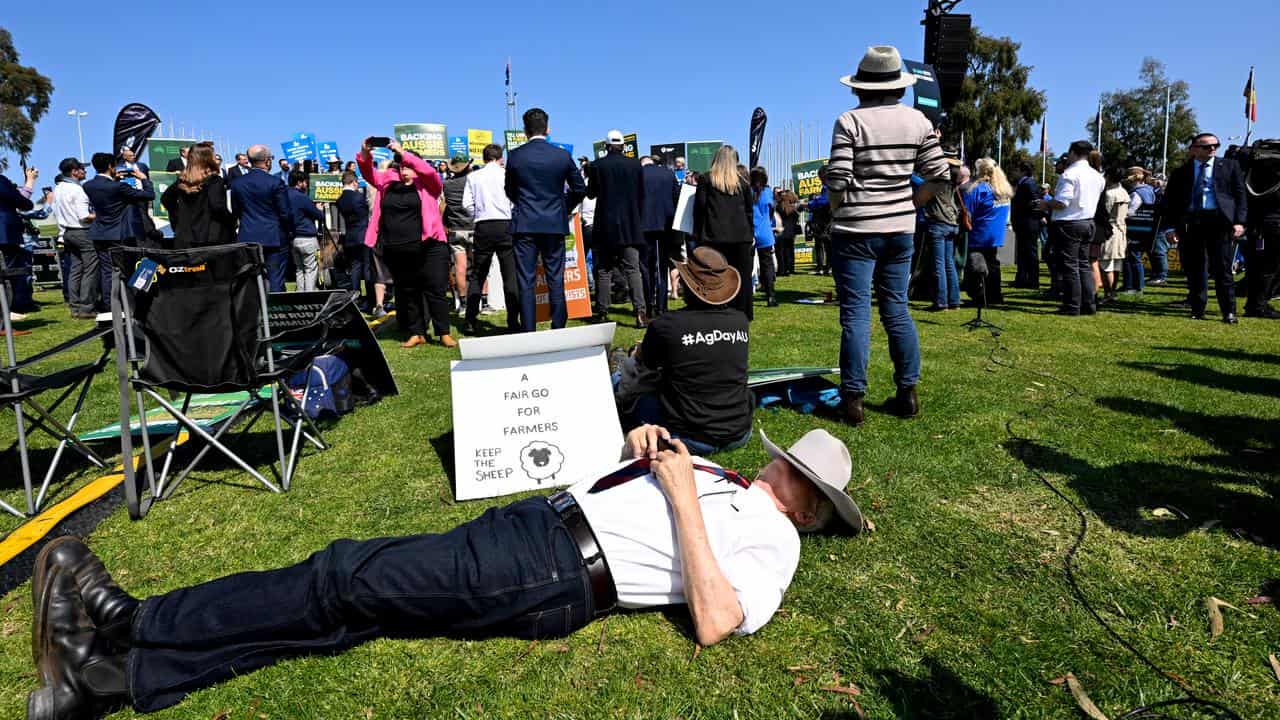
[868,657,1000,719]
[1008,439,1280,550]
[1150,346,1280,366]
[1095,397,1279,464]
[429,431,457,495]
[1118,362,1280,397]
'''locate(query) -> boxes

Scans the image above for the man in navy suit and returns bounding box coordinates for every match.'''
[1162,133,1248,323]
[504,108,587,331]
[230,145,293,291]
[225,153,251,184]
[640,155,680,315]
[83,153,154,310]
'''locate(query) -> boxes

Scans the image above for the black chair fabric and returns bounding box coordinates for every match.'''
[112,244,265,392]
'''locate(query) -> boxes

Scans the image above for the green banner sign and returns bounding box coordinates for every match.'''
[394,122,448,160]
[592,133,639,159]
[150,171,178,220]
[791,159,827,199]
[309,173,343,203]
[685,141,723,174]
[148,139,187,174]
[504,130,527,152]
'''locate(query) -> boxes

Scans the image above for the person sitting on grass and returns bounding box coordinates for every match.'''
[614,246,752,456]
[26,423,863,718]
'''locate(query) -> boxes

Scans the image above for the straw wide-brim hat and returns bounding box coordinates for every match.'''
[760,429,864,532]
[839,45,917,91]
[675,246,741,306]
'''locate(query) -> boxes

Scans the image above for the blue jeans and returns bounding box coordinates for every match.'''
[1149,234,1169,281]
[0,244,34,311]
[622,391,751,456]
[128,498,592,712]
[926,222,960,307]
[830,231,921,396]
[1123,241,1145,292]
[514,232,567,331]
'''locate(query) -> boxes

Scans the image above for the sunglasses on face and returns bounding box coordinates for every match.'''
[1193,143,1219,149]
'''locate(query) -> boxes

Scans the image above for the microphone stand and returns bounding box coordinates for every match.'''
[963,270,1002,334]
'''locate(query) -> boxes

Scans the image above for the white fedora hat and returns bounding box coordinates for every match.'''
[839,45,917,91]
[760,429,864,532]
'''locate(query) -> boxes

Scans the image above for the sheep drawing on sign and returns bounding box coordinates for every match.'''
[520,441,565,484]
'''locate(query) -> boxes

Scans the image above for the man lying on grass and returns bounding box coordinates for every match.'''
[26,424,864,718]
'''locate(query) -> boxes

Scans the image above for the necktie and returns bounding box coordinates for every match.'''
[588,458,751,494]
[1192,162,1207,211]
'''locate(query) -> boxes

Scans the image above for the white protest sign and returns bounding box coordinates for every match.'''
[672,183,696,234]
[450,324,623,500]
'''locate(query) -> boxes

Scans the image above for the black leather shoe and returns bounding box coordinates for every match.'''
[37,537,138,650]
[893,386,920,419]
[1223,314,1238,325]
[843,394,865,427]
[635,311,650,329]
[766,295,779,307]
[29,564,128,720]
[1190,313,1205,320]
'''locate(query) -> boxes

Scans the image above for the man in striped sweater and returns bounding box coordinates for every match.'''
[826,45,951,427]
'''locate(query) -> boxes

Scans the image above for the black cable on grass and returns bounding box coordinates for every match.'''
[980,329,1242,720]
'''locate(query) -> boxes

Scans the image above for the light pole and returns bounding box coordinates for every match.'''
[67,109,88,162]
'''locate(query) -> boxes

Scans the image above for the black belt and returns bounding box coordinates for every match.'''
[547,490,617,617]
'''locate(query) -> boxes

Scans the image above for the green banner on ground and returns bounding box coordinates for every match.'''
[309,173,343,203]
[504,130,527,152]
[685,141,723,173]
[791,159,827,199]
[149,171,178,220]
[394,123,448,160]
[147,139,186,173]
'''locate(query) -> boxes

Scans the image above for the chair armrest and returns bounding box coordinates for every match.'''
[6,327,113,371]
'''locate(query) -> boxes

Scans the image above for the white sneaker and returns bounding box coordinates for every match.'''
[9,311,27,322]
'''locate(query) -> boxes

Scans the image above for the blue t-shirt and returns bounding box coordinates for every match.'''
[963,182,1010,249]
[752,186,775,248]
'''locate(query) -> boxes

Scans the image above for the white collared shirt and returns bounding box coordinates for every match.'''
[51,179,92,229]
[1051,160,1105,222]
[463,162,512,222]
[569,458,800,636]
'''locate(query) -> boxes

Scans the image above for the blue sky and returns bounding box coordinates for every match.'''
[4,0,1276,180]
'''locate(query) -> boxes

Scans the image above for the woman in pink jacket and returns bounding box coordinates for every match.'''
[356,138,455,348]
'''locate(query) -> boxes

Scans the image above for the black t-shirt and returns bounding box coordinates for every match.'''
[379,183,423,247]
[637,307,752,445]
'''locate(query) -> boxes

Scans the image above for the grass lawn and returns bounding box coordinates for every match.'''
[2,268,1278,719]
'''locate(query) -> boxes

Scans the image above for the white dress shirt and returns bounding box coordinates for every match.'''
[1051,160,1105,223]
[569,458,800,636]
[463,162,512,221]
[51,179,93,229]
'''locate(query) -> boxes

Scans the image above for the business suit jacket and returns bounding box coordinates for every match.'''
[586,150,646,248]
[504,138,586,235]
[83,175,155,245]
[335,188,370,247]
[225,165,250,183]
[641,164,679,233]
[1010,175,1045,234]
[159,175,235,249]
[165,157,186,172]
[1162,156,1247,227]
[229,168,292,248]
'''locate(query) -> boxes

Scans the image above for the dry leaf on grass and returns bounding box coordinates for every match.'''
[820,683,862,697]
[211,711,230,720]
[1151,508,1175,518]
[1244,595,1275,606]
[911,625,936,643]
[1205,597,1255,640]
[362,708,374,720]
[787,664,817,672]
[1268,654,1280,684]
[1063,673,1110,720]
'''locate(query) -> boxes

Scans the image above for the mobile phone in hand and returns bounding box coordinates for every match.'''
[367,136,392,148]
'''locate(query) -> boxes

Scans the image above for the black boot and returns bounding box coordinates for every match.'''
[29,565,129,720]
[38,537,139,649]
[893,386,920,418]
[843,394,865,427]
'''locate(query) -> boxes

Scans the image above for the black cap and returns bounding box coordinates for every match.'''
[58,157,83,174]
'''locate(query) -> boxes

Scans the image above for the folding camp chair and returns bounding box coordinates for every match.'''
[110,243,343,519]
[1,257,112,518]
